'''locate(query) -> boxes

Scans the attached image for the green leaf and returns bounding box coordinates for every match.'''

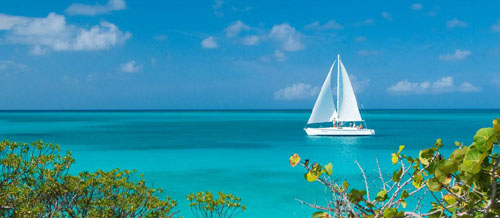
[392,168,402,182]
[438,160,458,175]
[312,211,330,218]
[434,138,443,147]
[375,189,388,202]
[398,145,405,154]
[460,148,487,174]
[383,208,398,218]
[426,178,442,192]
[305,171,319,182]
[419,149,433,166]
[434,167,451,185]
[412,171,423,188]
[449,148,466,164]
[400,190,409,199]
[324,163,333,176]
[443,194,457,205]
[343,180,349,191]
[473,128,495,152]
[493,118,500,133]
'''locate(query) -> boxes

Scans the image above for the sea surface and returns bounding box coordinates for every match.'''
[0,110,498,217]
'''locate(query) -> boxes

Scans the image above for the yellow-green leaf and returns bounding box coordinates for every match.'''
[398,145,405,154]
[493,118,500,133]
[426,178,442,192]
[305,171,319,182]
[391,153,398,165]
[401,200,407,208]
[312,211,331,218]
[343,180,349,191]
[443,194,456,205]
[324,163,333,176]
[289,153,300,167]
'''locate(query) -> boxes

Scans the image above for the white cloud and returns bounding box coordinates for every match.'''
[213,0,224,17]
[354,19,375,27]
[274,50,286,62]
[304,20,343,31]
[357,50,380,56]
[381,12,393,21]
[0,14,29,30]
[354,36,367,42]
[73,21,130,50]
[458,82,481,92]
[0,60,29,74]
[120,60,142,73]
[30,45,48,55]
[274,83,320,100]
[491,20,500,33]
[201,36,218,49]
[388,76,480,94]
[439,49,471,61]
[65,0,126,16]
[225,20,250,38]
[447,18,468,29]
[242,35,259,45]
[411,3,423,11]
[269,23,304,51]
[0,13,130,54]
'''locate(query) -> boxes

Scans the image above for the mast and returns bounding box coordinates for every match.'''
[336,54,340,120]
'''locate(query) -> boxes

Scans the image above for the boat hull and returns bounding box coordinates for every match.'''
[304,127,375,136]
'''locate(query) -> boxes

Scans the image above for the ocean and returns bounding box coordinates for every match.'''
[0,110,498,217]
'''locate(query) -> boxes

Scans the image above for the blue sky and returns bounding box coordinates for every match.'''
[1,0,500,109]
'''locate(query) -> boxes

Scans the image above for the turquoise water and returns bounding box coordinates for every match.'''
[0,110,498,217]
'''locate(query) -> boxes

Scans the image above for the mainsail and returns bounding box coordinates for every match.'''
[336,58,362,121]
[307,55,363,124]
[307,61,337,124]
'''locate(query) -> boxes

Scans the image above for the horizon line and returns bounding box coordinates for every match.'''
[0,108,499,112]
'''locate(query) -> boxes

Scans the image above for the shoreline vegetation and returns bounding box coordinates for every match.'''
[1,119,499,217]
[0,140,244,218]
[290,119,500,217]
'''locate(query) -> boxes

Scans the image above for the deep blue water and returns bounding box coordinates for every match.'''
[0,110,498,217]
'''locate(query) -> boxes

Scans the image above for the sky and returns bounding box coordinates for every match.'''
[1,0,500,110]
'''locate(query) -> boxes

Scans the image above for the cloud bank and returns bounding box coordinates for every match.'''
[65,0,126,16]
[274,83,319,100]
[439,49,470,61]
[388,76,480,94]
[0,13,130,54]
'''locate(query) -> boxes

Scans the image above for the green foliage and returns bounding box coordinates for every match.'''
[186,191,245,218]
[0,140,178,217]
[290,118,500,217]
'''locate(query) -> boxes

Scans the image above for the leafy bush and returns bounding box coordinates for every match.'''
[290,118,500,217]
[186,191,245,218]
[0,140,177,217]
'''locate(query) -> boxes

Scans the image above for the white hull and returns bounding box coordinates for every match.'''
[305,127,375,136]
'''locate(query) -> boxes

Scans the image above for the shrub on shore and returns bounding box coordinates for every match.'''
[0,140,245,218]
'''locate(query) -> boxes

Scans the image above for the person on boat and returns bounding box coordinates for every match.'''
[359,123,363,129]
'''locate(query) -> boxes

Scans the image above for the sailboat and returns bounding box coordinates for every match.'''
[304,54,375,136]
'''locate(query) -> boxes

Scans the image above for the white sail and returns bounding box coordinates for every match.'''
[307,60,337,124]
[336,58,362,121]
